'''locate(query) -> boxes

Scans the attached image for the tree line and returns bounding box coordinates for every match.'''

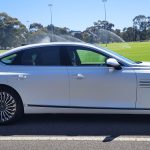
[0,12,150,49]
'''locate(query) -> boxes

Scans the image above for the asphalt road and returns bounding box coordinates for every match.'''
[1,114,150,150]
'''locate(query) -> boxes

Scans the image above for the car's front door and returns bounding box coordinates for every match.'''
[67,46,137,109]
[2,46,69,107]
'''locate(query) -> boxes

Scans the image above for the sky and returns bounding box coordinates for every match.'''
[1,0,150,31]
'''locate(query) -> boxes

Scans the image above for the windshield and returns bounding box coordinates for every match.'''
[100,47,137,65]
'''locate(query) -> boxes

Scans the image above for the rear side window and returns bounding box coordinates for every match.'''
[1,46,62,66]
[1,54,18,64]
[31,47,61,66]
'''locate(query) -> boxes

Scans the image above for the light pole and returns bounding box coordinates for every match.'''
[26,21,30,44]
[102,0,107,21]
[48,4,53,42]
[102,0,108,46]
[26,21,30,30]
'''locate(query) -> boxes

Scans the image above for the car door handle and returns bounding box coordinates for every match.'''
[18,74,27,80]
[74,74,85,80]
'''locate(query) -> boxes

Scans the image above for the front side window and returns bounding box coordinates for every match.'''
[68,47,109,66]
[77,49,107,65]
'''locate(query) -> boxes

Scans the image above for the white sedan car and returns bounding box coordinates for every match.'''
[0,42,150,124]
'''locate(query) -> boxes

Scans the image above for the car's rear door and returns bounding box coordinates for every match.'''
[2,46,69,108]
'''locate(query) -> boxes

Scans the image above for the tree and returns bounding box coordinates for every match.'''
[29,23,44,32]
[133,15,147,40]
[27,23,48,44]
[80,20,115,43]
[114,29,121,37]
[94,20,114,31]
[0,12,27,49]
[82,31,94,43]
[122,27,135,42]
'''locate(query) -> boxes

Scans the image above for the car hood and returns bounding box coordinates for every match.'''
[136,62,150,67]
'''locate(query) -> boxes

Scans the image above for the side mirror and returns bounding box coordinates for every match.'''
[106,58,122,70]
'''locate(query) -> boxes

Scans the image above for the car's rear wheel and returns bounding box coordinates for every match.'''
[0,88,23,125]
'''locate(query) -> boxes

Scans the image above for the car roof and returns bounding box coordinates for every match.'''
[0,42,99,58]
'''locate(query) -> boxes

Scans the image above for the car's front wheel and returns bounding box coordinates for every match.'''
[0,88,24,125]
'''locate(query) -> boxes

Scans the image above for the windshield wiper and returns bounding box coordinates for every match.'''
[136,61,142,64]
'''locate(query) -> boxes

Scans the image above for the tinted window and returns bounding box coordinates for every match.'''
[33,47,60,66]
[1,54,18,64]
[1,46,62,66]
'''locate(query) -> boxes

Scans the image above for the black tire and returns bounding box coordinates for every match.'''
[0,87,24,125]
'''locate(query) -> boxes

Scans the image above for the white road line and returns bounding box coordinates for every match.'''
[0,136,150,141]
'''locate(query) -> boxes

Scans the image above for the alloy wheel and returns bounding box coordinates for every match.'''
[0,92,17,123]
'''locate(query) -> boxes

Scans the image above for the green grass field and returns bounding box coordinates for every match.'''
[100,42,150,62]
[0,50,7,53]
[0,42,150,62]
